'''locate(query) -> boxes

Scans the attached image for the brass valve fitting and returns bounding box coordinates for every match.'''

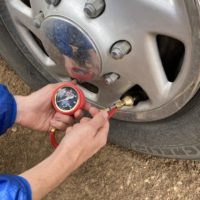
[102,96,136,112]
[115,96,135,109]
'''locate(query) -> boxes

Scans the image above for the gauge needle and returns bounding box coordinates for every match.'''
[57,96,74,103]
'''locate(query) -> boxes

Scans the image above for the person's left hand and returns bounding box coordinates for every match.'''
[14,82,86,132]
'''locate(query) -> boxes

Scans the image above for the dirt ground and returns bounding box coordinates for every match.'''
[0,58,200,200]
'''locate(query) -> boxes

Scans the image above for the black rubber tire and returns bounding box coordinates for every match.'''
[1,0,200,159]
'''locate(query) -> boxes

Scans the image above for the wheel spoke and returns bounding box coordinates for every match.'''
[119,34,171,106]
[138,36,172,105]
[136,0,190,42]
[6,0,42,38]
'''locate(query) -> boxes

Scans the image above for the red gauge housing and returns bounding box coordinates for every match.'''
[52,83,85,115]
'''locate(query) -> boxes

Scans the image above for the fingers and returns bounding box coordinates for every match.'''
[88,111,108,131]
[66,126,73,133]
[54,112,75,125]
[84,102,92,111]
[80,117,90,123]
[50,119,68,131]
[74,104,99,120]
[94,121,109,144]
[74,110,84,120]
[88,107,100,117]
[51,112,75,131]
[91,121,109,154]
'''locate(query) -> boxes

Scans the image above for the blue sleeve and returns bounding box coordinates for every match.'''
[0,84,17,135]
[0,175,32,200]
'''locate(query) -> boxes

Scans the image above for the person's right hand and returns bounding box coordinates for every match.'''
[56,107,110,171]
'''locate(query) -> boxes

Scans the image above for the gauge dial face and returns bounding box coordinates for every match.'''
[55,87,79,112]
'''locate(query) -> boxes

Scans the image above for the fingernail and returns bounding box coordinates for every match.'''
[101,111,108,119]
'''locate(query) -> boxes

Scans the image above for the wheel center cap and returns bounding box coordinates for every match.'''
[41,17,102,81]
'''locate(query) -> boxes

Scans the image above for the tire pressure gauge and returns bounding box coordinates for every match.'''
[50,82,135,148]
[52,83,85,115]
[50,83,86,148]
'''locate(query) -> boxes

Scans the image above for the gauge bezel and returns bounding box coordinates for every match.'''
[52,83,85,115]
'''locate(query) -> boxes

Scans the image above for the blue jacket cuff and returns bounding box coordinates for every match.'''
[0,174,32,200]
[0,85,17,135]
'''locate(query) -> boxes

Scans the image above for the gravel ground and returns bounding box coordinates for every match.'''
[1,58,200,200]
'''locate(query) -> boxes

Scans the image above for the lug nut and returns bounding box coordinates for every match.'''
[111,41,131,59]
[33,12,44,28]
[104,73,120,85]
[84,0,105,18]
[45,0,61,6]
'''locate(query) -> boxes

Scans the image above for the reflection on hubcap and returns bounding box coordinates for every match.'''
[41,17,102,81]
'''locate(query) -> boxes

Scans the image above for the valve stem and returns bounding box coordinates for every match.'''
[102,96,136,112]
[115,96,135,109]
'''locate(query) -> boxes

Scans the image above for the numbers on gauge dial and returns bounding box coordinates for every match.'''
[55,87,79,111]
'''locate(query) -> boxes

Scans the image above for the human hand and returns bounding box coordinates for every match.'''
[56,107,109,170]
[15,83,84,132]
[20,108,109,200]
